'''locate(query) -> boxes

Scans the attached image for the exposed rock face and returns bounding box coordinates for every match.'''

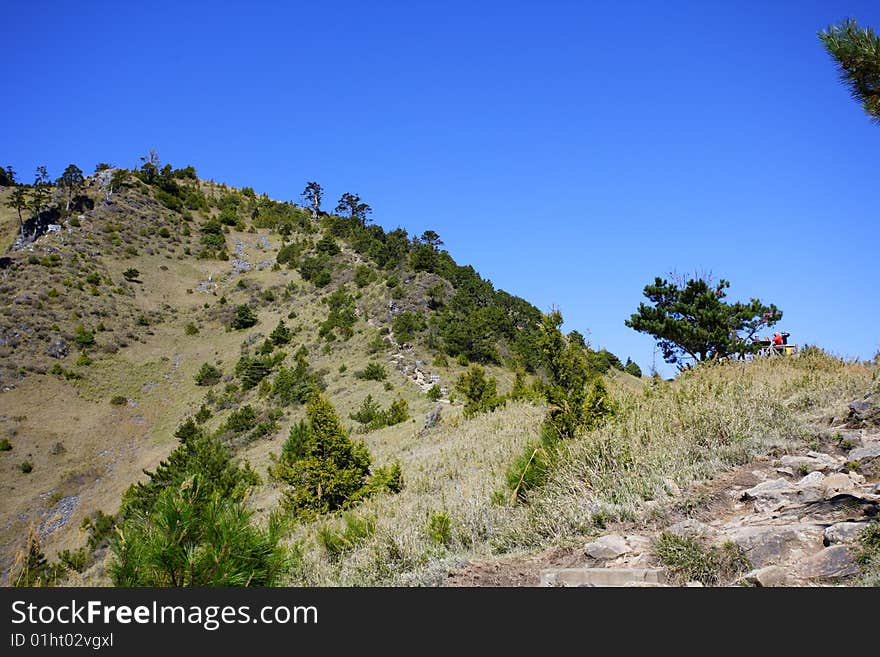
[848,392,880,428]
[797,546,860,579]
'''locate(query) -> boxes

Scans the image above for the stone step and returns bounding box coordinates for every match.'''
[540,567,667,587]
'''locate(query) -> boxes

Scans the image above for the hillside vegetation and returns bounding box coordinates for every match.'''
[0,159,876,587]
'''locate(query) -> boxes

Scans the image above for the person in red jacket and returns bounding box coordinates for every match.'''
[772,332,784,346]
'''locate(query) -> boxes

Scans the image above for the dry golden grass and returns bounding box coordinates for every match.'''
[514,351,873,547]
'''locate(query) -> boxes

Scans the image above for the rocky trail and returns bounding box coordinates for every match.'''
[449,413,880,587]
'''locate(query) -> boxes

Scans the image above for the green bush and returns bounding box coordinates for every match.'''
[355,362,387,381]
[392,311,426,343]
[120,419,259,518]
[195,362,222,386]
[85,272,101,286]
[624,358,642,378]
[74,325,95,348]
[269,395,387,518]
[230,305,258,329]
[317,513,375,562]
[158,226,171,238]
[110,395,127,406]
[111,475,288,586]
[218,405,260,438]
[350,395,382,426]
[318,288,357,341]
[0,438,11,451]
[455,366,504,418]
[427,512,453,546]
[269,320,292,345]
[354,265,376,288]
[20,460,33,474]
[236,354,280,389]
[505,443,550,502]
[350,394,408,432]
[426,384,441,401]
[184,322,199,336]
[194,404,212,424]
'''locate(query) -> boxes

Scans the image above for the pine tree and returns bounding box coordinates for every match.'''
[273,394,373,517]
[5,185,29,240]
[819,18,880,122]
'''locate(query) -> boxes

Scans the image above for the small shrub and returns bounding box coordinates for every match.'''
[455,365,504,418]
[230,305,258,330]
[194,404,212,424]
[653,532,751,586]
[110,395,127,406]
[85,272,102,286]
[184,322,199,336]
[426,384,441,401]
[0,438,11,451]
[318,513,375,562]
[427,512,453,546]
[20,461,33,474]
[505,443,550,502]
[195,362,222,386]
[355,362,387,381]
[158,226,171,238]
[74,325,95,348]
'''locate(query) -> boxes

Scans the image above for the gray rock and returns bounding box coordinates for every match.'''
[797,546,860,579]
[585,534,631,560]
[723,525,822,568]
[541,568,667,587]
[46,339,68,359]
[779,455,831,473]
[848,443,880,464]
[740,565,791,587]
[797,471,826,488]
[824,522,868,545]
[821,473,857,498]
[848,396,880,426]
[667,518,714,538]
[423,408,441,430]
[741,478,795,500]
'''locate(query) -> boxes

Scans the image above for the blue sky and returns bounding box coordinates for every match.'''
[3,1,878,375]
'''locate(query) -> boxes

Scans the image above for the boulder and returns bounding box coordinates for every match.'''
[848,443,880,464]
[821,473,857,498]
[584,534,631,560]
[779,455,833,473]
[848,395,880,427]
[740,565,792,587]
[741,478,795,501]
[723,525,822,568]
[797,546,860,579]
[824,522,868,545]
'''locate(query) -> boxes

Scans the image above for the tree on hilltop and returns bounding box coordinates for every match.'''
[57,164,84,212]
[301,181,323,221]
[335,192,372,225]
[625,274,782,368]
[6,185,30,240]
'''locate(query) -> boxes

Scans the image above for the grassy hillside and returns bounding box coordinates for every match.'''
[1,162,875,587]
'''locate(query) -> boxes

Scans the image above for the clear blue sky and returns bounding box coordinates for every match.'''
[3,1,878,375]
